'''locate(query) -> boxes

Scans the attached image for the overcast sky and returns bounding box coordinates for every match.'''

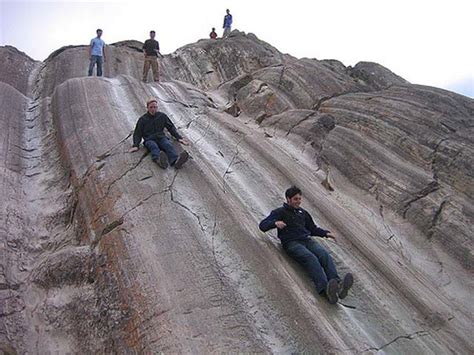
[1,0,473,97]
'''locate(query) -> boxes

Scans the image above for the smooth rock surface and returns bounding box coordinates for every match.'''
[1,31,472,353]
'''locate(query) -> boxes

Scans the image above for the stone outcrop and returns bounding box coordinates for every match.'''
[1,31,473,353]
[0,46,38,97]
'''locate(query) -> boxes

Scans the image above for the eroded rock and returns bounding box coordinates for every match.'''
[1,32,473,354]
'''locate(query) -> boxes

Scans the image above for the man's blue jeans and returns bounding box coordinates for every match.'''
[284,238,339,294]
[144,137,178,165]
[88,55,103,76]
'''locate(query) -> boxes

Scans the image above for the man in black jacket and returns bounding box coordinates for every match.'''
[142,30,161,82]
[259,186,353,304]
[129,99,189,169]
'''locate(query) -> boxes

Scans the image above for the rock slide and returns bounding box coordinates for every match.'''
[1,32,473,353]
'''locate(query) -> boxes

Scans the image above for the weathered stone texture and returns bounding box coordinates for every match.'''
[0,31,472,353]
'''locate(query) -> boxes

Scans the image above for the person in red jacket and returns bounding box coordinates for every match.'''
[209,28,218,39]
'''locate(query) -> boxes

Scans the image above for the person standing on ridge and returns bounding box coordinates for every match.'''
[129,98,190,169]
[259,186,354,304]
[222,9,232,38]
[209,27,218,39]
[88,29,106,76]
[142,30,161,82]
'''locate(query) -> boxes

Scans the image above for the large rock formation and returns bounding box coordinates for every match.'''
[1,31,473,353]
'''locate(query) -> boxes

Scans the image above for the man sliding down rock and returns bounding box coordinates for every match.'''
[129,99,190,169]
[259,186,353,304]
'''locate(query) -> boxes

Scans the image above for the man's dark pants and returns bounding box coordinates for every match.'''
[144,137,178,164]
[88,55,103,76]
[283,238,339,294]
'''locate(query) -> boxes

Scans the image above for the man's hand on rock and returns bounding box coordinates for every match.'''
[326,232,336,240]
[129,147,139,153]
[179,138,190,145]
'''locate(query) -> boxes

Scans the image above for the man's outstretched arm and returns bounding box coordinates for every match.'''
[305,212,330,237]
[164,115,190,145]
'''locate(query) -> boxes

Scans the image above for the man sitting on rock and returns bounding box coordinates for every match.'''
[259,186,353,304]
[129,99,190,169]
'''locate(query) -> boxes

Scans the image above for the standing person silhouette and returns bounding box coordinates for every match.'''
[222,9,232,38]
[88,29,106,76]
[142,30,161,82]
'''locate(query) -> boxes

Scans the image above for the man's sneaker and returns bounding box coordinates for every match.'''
[338,273,354,300]
[156,151,169,169]
[174,151,189,169]
[326,279,339,305]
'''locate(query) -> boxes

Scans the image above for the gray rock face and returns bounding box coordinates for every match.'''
[348,61,410,90]
[0,46,38,97]
[317,86,473,269]
[0,31,472,353]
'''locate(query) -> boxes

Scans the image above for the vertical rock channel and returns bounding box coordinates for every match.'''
[1,62,131,353]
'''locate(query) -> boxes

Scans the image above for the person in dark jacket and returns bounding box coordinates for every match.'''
[142,30,161,82]
[129,98,189,169]
[259,186,353,304]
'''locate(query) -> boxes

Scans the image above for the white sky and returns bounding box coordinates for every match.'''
[1,0,473,97]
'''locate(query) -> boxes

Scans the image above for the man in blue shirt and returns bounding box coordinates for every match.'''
[259,186,354,304]
[223,9,232,38]
[88,29,106,76]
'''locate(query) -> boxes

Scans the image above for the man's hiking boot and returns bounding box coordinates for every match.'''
[338,273,354,300]
[326,279,339,305]
[156,151,169,169]
[174,151,189,169]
